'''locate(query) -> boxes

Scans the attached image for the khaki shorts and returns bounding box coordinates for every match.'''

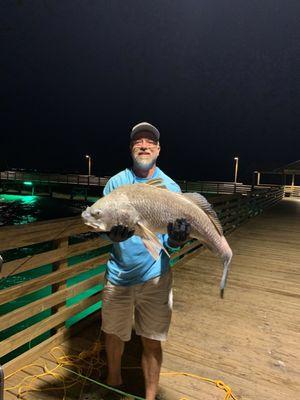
[101,271,173,342]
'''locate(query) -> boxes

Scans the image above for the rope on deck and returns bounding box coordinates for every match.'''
[4,341,239,400]
[160,372,238,400]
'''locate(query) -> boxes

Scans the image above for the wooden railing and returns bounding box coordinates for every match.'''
[212,186,284,233]
[0,185,283,376]
[1,171,282,195]
[177,180,277,195]
[2,170,291,199]
[0,171,109,187]
[283,185,300,197]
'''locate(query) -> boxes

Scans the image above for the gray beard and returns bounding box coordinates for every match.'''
[132,154,157,171]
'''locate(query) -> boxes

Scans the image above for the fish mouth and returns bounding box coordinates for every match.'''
[84,221,103,230]
[81,208,91,221]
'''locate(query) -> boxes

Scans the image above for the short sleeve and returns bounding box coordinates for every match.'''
[103,179,115,196]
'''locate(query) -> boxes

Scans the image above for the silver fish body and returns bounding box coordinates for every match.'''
[82,183,233,297]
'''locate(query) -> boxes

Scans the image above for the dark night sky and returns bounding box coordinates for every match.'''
[1,0,299,183]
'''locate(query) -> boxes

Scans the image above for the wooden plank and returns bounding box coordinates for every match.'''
[1,293,101,357]
[172,247,203,269]
[51,237,69,332]
[0,254,108,305]
[0,274,103,331]
[4,369,69,400]
[3,310,101,376]
[5,336,101,400]
[2,391,17,400]
[1,236,110,278]
[0,216,90,251]
[170,240,201,260]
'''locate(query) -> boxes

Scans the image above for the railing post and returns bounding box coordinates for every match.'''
[51,237,69,333]
[251,171,256,191]
[237,196,241,226]
[0,364,4,400]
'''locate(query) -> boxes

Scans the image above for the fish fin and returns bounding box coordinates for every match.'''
[220,251,232,298]
[183,192,223,235]
[141,238,161,260]
[145,178,167,189]
[146,178,163,185]
[137,221,170,259]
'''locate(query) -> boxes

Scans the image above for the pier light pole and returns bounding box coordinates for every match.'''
[85,155,91,176]
[234,157,239,184]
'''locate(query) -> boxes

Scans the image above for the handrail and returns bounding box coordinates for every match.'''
[1,170,289,195]
[0,171,109,187]
[0,185,284,377]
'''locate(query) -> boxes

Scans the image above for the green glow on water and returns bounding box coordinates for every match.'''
[0,194,37,204]
[21,195,37,204]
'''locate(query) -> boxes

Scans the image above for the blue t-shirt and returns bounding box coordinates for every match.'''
[103,167,181,286]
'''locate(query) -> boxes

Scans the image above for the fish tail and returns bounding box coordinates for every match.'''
[219,237,233,298]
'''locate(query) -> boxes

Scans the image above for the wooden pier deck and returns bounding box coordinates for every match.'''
[160,197,300,400]
[4,197,300,400]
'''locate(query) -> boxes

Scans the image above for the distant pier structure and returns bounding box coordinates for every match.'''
[253,160,300,197]
[0,171,109,200]
[1,161,300,200]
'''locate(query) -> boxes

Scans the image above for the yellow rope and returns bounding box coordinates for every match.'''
[4,341,239,400]
[4,341,105,399]
[160,372,238,400]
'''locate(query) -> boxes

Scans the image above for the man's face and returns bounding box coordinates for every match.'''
[130,131,160,171]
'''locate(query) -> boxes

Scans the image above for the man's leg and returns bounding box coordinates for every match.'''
[105,333,124,386]
[102,280,133,387]
[141,336,162,400]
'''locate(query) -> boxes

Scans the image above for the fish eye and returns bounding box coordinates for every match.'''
[91,209,102,218]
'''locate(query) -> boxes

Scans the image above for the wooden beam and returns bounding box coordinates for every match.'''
[0,293,100,357]
[1,237,110,278]
[0,216,91,252]
[0,274,103,331]
[3,310,101,377]
[0,254,108,305]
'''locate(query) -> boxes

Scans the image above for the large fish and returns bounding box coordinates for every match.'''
[81,179,233,297]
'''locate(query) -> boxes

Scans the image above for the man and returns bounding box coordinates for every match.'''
[102,122,190,400]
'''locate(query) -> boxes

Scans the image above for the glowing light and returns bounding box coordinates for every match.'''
[1,194,37,203]
[234,157,239,184]
[20,196,37,204]
[23,181,33,186]
[85,154,92,176]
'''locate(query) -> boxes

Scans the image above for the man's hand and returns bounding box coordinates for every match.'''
[107,225,135,242]
[167,218,191,248]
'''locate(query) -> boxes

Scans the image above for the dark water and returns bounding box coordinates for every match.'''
[0,194,106,364]
[0,194,88,226]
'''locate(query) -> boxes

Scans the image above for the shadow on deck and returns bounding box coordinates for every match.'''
[4,198,300,400]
